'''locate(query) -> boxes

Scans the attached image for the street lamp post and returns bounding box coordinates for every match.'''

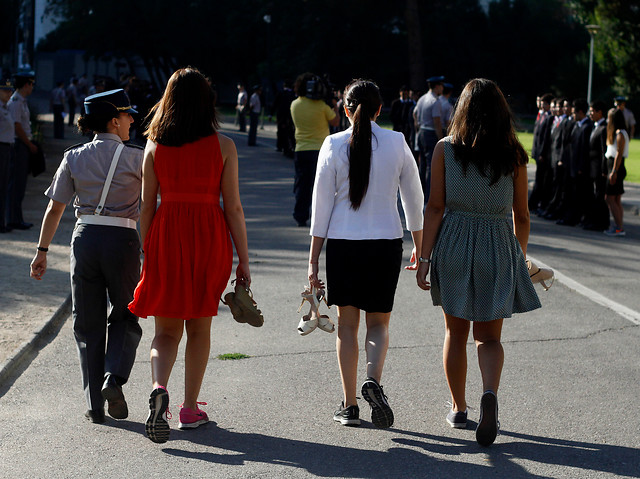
[586,24,600,103]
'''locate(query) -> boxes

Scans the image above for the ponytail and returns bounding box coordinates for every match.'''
[344,79,382,210]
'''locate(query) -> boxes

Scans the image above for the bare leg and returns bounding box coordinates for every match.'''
[443,313,470,412]
[364,312,391,382]
[184,317,212,410]
[473,319,504,393]
[336,306,360,407]
[605,194,624,228]
[150,317,184,389]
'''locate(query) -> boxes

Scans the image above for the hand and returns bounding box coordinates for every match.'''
[235,262,251,287]
[416,262,431,291]
[30,251,47,280]
[404,246,419,270]
[28,143,38,154]
[609,171,617,185]
[308,262,325,289]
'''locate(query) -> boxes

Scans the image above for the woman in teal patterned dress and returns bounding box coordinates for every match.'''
[416,79,541,446]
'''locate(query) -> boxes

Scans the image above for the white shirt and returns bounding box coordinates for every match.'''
[250,92,261,113]
[606,129,629,159]
[311,122,424,240]
[415,91,441,129]
[7,91,30,139]
[0,101,15,143]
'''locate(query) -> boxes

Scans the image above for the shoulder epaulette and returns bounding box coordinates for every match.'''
[124,143,144,150]
[63,143,85,153]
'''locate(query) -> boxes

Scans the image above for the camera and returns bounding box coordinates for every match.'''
[306,76,328,101]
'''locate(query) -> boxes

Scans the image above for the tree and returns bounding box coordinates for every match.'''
[568,0,640,97]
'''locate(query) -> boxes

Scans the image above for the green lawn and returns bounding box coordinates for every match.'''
[517,131,640,184]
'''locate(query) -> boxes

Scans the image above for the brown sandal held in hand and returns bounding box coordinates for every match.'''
[222,280,264,327]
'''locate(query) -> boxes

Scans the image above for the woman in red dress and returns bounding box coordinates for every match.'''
[128,68,250,443]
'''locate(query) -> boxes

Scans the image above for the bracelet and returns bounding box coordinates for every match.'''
[418,257,431,264]
[37,246,48,252]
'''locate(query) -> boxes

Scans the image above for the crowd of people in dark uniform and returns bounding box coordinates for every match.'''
[528,94,634,236]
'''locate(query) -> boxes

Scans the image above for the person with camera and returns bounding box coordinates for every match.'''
[290,72,339,227]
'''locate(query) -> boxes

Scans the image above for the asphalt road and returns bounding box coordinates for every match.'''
[0,122,638,479]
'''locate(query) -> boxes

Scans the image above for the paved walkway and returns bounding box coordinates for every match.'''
[0,110,638,478]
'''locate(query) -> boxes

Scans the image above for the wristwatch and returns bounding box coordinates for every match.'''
[418,257,431,264]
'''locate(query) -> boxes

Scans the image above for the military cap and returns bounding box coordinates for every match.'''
[614,96,627,102]
[427,76,445,84]
[0,79,14,90]
[84,89,137,116]
[14,69,35,79]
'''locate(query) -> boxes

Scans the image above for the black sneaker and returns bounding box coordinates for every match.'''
[361,377,394,428]
[146,387,171,443]
[476,390,499,446]
[446,409,468,428]
[333,402,361,426]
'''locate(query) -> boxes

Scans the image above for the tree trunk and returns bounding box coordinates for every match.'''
[405,0,425,91]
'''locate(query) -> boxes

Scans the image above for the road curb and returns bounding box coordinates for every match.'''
[0,294,72,387]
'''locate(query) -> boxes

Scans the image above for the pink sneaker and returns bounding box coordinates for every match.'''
[178,402,209,429]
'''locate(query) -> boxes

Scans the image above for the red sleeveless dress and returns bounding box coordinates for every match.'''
[129,134,233,319]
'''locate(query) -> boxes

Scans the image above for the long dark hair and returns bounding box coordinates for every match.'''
[606,108,627,145]
[449,78,528,183]
[343,79,382,210]
[145,67,219,146]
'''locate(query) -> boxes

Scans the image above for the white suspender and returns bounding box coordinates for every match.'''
[95,143,124,215]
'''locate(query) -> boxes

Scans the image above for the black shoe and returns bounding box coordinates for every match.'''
[84,408,105,424]
[7,222,33,230]
[476,391,499,447]
[556,219,576,226]
[101,374,128,419]
[583,223,606,232]
[0,225,12,233]
[361,377,394,428]
[333,402,361,426]
[146,388,170,443]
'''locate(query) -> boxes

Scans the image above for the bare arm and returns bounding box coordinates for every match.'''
[307,235,326,288]
[220,134,251,285]
[404,230,423,271]
[139,140,159,244]
[512,164,531,255]
[15,123,37,153]
[328,104,340,127]
[416,141,446,290]
[30,199,66,280]
[609,131,626,185]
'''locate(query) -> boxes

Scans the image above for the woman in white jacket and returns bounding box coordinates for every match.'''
[308,79,423,428]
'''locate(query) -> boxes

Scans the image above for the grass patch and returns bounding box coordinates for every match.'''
[217,353,251,360]
[516,131,639,183]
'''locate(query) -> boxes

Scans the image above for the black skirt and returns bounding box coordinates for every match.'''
[605,157,626,196]
[326,238,403,313]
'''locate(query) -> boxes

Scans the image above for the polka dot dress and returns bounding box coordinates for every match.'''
[430,138,541,321]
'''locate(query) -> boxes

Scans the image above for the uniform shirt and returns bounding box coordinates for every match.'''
[415,91,442,129]
[439,96,453,127]
[45,133,143,220]
[237,90,247,107]
[0,100,15,143]
[311,122,424,240]
[290,96,336,152]
[7,91,31,139]
[51,87,65,105]
[622,108,636,129]
[249,92,261,113]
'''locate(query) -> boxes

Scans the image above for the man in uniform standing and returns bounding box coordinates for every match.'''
[7,70,37,230]
[0,79,15,233]
[413,75,444,202]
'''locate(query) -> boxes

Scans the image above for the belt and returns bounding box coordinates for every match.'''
[419,126,435,131]
[77,215,137,230]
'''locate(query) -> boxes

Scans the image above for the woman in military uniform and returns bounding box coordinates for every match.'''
[30,89,144,424]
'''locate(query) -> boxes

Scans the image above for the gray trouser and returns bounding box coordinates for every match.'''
[70,224,142,411]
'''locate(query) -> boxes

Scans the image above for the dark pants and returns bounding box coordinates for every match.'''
[70,224,142,411]
[276,118,295,157]
[7,141,29,224]
[544,163,566,218]
[0,143,13,230]
[293,150,319,226]
[248,111,259,146]
[528,158,553,211]
[238,111,246,132]
[68,99,76,126]
[417,128,438,202]
[562,173,593,225]
[53,104,65,139]
[583,175,610,230]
